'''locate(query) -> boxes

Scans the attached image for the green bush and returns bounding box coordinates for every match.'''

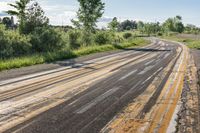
[94,31,112,45]
[80,31,93,46]
[68,30,81,49]
[0,25,31,59]
[157,32,163,36]
[31,27,65,52]
[0,37,149,71]
[123,32,132,39]
[8,31,31,56]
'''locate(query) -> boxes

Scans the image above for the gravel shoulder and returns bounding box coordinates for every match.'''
[177,49,200,133]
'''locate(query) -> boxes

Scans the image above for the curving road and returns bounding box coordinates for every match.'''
[0,38,187,133]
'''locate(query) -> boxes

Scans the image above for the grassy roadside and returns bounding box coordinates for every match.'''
[0,38,149,71]
[161,36,200,49]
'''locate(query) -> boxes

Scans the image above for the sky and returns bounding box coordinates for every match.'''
[0,0,200,27]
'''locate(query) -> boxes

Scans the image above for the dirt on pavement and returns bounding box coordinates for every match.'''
[177,49,200,133]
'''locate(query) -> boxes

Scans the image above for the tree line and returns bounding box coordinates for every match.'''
[108,16,200,35]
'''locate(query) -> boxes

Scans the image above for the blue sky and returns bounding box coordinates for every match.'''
[0,0,200,27]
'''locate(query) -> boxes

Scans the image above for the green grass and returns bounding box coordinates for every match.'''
[184,39,200,49]
[116,31,149,38]
[161,36,200,49]
[0,38,149,71]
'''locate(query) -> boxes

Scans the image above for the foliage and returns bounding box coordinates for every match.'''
[0,38,149,71]
[162,16,184,34]
[143,22,160,36]
[2,17,12,28]
[108,17,119,31]
[162,18,174,32]
[134,16,187,36]
[23,2,49,34]
[80,31,93,46]
[175,22,184,33]
[30,27,65,52]
[187,40,200,49]
[0,24,31,59]
[157,32,163,36]
[67,30,81,49]
[94,31,113,45]
[137,21,144,33]
[118,20,137,31]
[184,24,200,34]
[75,0,105,32]
[7,0,32,33]
[71,19,82,29]
[123,32,132,39]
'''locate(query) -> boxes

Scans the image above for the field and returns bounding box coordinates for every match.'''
[162,34,200,49]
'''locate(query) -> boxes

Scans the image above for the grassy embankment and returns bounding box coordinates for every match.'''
[162,35,200,49]
[0,38,149,71]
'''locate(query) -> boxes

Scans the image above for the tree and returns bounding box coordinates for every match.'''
[154,22,161,33]
[6,0,32,33]
[175,22,184,33]
[137,21,144,33]
[143,23,153,36]
[23,2,49,34]
[71,19,81,29]
[162,18,175,32]
[185,24,200,34]
[162,16,184,34]
[108,17,119,31]
[143,22,161,36]
[174,16,184,33]
[175,15,182,21]
[75,0,105,32]
[2,17,12,28]
[118,20,137,31]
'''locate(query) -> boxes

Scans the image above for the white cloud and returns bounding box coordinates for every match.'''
[37,1,78,26]
[99,16,113,23]
[0,0,113,27]
[47,10,77,26]
[39,2,113,27]
[0,1,17,23]
[0,1,15,14]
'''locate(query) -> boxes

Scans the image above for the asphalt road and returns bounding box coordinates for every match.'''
[0,39,181,133]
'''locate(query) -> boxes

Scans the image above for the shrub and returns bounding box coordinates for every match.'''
[94,31,111,45]
[80,31,93,46]
[8,31,31,56]
[31,27,65,52]
[0,25,31,59]
[182,39,187,42]
[0,37,149,71]
[123,32,132,39]
[68,30,81,49]
[157,32,163,36]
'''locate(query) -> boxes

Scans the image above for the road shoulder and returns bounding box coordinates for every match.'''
[177,49,200,133]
